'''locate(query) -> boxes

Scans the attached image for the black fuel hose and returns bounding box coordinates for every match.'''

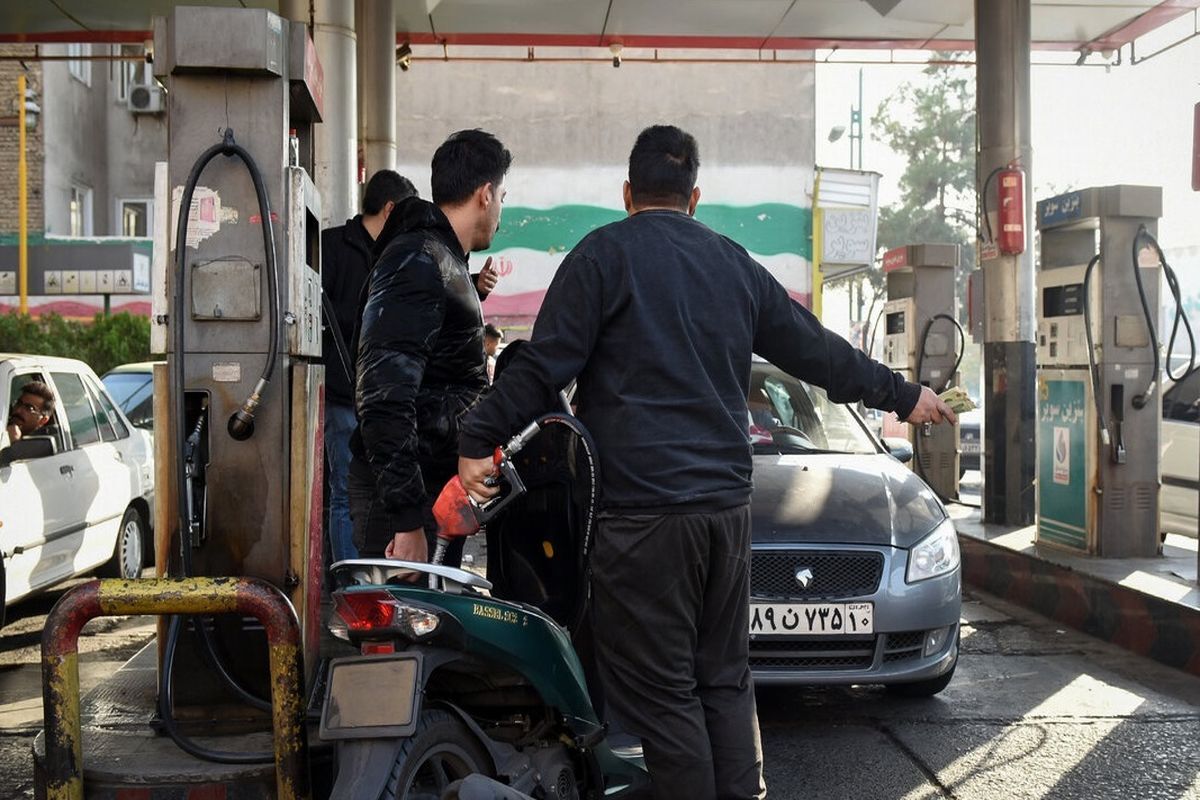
[157,616,273,764]
[1082,255,1111,449]
[522,412,600,635]
[911,313,967,506]
[162,128,280,764]
[1129,226,1161,409]
[915,313,965,395]
[1135,227,1195,383]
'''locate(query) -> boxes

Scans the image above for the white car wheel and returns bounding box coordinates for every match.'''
[101,508,146,579]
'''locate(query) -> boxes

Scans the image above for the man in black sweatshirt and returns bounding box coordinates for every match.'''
[458,125,955,800]
[349,129,509,567]
[322,170,417,564]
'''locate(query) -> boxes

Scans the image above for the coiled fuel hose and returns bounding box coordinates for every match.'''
[912,313,969,506]
[160,128,281,764]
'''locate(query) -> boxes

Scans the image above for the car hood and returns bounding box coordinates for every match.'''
[750,452,947,549]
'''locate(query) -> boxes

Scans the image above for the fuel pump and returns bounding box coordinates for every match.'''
[1035,185,1164,556]
[150,6,324,754]
[879,244,963,500]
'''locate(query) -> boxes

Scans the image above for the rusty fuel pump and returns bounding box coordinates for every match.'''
[149,5,325,758]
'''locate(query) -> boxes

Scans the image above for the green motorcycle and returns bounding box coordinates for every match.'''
[320,413,649,800]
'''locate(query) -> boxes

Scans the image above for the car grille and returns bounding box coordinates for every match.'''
[882,631,924,663]
[750,551,884,601]
[747,631,929,671]
[749,638,875,671]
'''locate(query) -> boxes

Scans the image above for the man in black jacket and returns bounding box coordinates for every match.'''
[457,126,955,800]
[349,129,511,567]
[322,170,417,564]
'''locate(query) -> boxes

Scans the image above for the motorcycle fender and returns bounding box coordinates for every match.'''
[328,738,406,800]
[432,699,511,777]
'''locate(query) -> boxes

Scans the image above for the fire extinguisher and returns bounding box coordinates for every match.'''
[983,164,1026,256]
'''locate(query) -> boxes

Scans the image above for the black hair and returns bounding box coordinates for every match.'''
[431,129,513,207]
[627,125,700,209]
[362,170,417,215]
[19,380,55,414]
[484,323,504,341]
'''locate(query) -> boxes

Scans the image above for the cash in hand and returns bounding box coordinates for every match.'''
[938,386,976,414]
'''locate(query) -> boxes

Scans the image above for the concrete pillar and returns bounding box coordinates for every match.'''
[976,0,1036,525]
[358,0,397,177]
[283,0,357,228]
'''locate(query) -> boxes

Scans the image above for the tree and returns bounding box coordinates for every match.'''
[869,56,981,394]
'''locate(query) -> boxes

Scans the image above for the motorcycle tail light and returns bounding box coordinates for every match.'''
[333,590,441,640]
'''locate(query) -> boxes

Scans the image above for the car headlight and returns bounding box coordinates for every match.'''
[906,518,960,583]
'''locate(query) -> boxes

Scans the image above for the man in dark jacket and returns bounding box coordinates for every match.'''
[457,126,955,800]
[322,170,417,564]
[349,129,511,568]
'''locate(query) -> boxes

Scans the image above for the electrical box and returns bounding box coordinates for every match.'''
[152,6,325,720]
[880,244,961,500]
[1035,185,1162,557]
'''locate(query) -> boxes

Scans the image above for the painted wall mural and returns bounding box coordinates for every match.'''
[478,200,813,326]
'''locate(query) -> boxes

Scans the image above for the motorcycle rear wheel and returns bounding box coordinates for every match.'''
[382,709,493,800]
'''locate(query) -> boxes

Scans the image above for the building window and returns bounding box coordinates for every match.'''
[113,44,147,102]
[70,185,93,237]
[118,199,152,237]
[67,43,91,87]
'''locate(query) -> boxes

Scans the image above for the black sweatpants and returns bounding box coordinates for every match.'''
[591,505,765,800]
[347,456,465,567]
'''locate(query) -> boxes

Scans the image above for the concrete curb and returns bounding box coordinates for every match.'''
[960,535,1200,676]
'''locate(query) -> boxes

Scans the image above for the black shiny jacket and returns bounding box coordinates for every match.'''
[350,197,487,532]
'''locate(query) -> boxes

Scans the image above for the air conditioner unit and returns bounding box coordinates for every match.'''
[127,82,165,114]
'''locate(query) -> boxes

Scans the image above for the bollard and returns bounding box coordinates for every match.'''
[40,577,310,800]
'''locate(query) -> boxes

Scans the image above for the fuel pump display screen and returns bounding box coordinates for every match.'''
[885,312,906,335]
[1042,283,1084,317]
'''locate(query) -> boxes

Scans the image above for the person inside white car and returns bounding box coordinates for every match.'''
[6,380,55,443]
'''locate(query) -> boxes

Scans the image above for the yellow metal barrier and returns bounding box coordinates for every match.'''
[40,577,310,800]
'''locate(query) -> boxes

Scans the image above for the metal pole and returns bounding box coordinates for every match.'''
[41,577,310,800]
[18,72,28,316]
[359,0,397,177]
[856,68,864,170]
[976,0,1036,525]
[309,0,358,227]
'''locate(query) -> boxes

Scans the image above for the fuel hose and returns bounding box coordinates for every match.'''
[161,128,281,764]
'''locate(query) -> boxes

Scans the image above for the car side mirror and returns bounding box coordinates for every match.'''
[882,437,913,463]
[0,435,58,468]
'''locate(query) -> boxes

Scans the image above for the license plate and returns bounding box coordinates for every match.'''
[749,602,873,636]
[961,441,981,454]
[320,653,423,740]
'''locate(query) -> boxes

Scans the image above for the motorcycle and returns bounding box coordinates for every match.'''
[320,412,649,800]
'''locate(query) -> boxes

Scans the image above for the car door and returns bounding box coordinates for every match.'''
[49,370,130,574]
[1161,370,1200,537]
[0,368,79,602]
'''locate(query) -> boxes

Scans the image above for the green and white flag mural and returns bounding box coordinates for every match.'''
[420,165,815,326]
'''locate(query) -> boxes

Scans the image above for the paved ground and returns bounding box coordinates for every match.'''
[2,567,1198,799]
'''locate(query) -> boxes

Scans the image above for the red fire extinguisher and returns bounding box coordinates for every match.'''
[996,166,1025,255]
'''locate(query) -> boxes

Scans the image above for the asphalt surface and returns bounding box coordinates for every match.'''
[1,565,1198,799]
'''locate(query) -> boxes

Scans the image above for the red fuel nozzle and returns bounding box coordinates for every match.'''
[432,476,482,539]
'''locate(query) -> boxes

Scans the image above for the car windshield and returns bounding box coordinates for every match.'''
[748,365,879,455]
[102,371,152,414]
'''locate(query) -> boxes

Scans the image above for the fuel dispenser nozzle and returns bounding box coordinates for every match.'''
[226,379,267,441]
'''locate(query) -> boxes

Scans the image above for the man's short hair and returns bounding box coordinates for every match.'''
[431,130,513,207]
[20,380,55,415]
[628,125,700,209]
[484,323,504,342]
[363,170,418,215]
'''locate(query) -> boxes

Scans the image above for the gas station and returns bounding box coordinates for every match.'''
[0,1,1197,798]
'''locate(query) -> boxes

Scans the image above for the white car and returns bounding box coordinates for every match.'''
[1161,368,1199,538]
[0,355,155,625]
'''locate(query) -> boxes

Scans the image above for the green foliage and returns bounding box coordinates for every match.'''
[0,312,151,376]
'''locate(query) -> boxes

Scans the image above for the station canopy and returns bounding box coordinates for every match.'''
[0,0,1196,52]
